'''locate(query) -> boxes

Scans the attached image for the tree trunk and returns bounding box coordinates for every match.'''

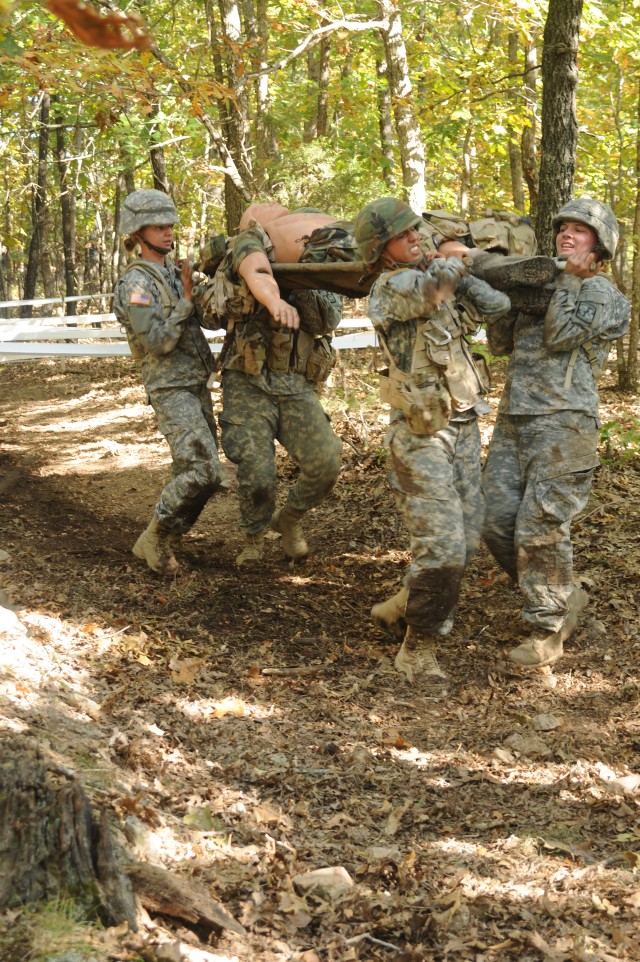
[521,35,539,219]
[376,58,396,192]
[149,102,173,196]
[460,123,472,216]
[22,92,52,316]
[53,97,78,314]
[0,736,137,927]
[507,32,526,213]
[243,0,277,188]
[536,0,583,255]
[377,0,426,213]
[213,0,254,232]
[621,78,640,392]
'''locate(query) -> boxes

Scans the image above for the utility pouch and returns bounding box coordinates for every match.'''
[266,330,295,371]
[235,325,267,376]
[472,351,492,392]
[404,379,452,435]
[305,336,337,384]
[380,367,451,436]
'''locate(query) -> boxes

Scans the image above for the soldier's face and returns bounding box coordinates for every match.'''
[384,227,422,264]
[141,224,174,248]
[555,220,598,257]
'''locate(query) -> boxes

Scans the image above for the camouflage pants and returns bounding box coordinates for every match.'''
[387,416,484,633]
[482,411,598,632]
[220,370,342,536]
[149,384,223,534]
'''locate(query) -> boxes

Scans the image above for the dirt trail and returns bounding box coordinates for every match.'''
[1,355,639,962]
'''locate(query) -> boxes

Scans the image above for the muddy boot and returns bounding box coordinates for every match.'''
[472,254,561,291]
[236,534,265,567]
[132,515,179,575]
[371,586,408,638]
[394,626,448,687]
[508,585,589,668]
[270,505,309,560]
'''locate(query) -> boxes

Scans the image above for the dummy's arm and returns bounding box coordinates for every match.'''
[238,251,300,330]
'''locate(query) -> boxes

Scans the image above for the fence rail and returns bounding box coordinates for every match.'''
[0,296,378,363]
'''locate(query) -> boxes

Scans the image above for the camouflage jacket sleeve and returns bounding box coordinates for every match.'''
[230,222,274,275]
[114,268,194,358]
[543,272,630,352]
[369,258,465,332]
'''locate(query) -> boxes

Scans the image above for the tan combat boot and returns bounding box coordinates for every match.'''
[508,584,589,668]
[270,505,309,560]
[394,625,448,687]
[132,515,179,575]
[371,586,408,637]
[236,534,265,567]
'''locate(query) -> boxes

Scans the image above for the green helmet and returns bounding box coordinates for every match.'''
[552,196,619,260]
[120,189,178,235]
[354,198,422,265]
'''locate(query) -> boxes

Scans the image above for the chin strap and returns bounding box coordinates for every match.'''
[136,232,174,257]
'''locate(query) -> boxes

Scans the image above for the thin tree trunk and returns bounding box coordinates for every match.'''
[376,58,396,192]
[243,0,277,188]
[621,78,640,392]
[536,0,583,255]
[316,36,331,137]
[460,123,472,216]
[22,92,52,316]
[53,97,78,315]
[149,103,173,196]
[521,35,539,219]
[214,0,254,231]
[377,0,425,212]
[507,32,525,213]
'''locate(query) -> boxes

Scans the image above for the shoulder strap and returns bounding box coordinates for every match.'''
[122,259,178,315]
[563,339,602,391]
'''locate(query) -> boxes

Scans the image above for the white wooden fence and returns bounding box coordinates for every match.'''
[0,293,378,362]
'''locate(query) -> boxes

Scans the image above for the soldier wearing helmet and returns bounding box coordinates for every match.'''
[482,196,630,668]
[113,189,225,575]
[194,206,343,566]
[355,197,511,687]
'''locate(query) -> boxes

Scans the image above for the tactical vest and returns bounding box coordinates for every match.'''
[377,279,489,435]
[195,224,337,384]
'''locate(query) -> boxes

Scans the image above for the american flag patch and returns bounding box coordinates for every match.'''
[130,290,152,306]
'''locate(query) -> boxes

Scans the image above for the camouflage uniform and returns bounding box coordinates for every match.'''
[482,198,630,648]
[113,258,224,535]
[213,223,343,542]
[369,264,507,634]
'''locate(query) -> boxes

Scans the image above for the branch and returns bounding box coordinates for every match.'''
[148,43,252,203]
[245,18,386,79]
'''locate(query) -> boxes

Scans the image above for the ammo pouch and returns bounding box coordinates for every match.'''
[234,324,267,376]
[266,330,295,371]
[305,335,337,384]
[379,366,451,436]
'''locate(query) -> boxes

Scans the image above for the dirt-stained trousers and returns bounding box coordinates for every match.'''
[150,384,224,534]
[387,416,484,633]
[482,411,598,633]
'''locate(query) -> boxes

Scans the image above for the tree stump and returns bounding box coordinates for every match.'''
[0,736,137,929]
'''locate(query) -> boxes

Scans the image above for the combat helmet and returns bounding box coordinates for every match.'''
[552,196,619,260]
[354,198,421,265]
[120,189,178,236]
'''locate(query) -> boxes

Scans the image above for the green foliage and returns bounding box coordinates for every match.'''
[599,417,640,462]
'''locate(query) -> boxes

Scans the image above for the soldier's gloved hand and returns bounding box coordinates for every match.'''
[457,275,511,317]
[421,256,466,310]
